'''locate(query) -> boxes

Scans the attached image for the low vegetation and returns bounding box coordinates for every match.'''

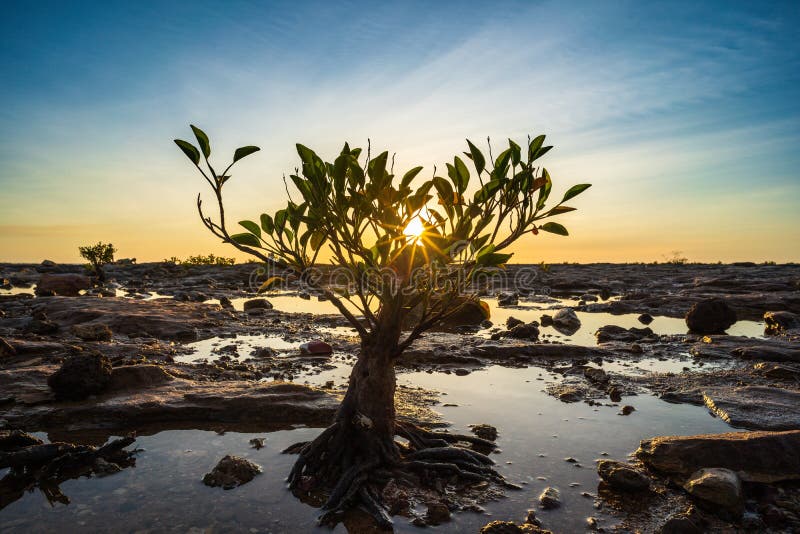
[78,242,116,282]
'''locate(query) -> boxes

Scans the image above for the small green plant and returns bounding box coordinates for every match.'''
[78,242,116,282]
[164,254,236,265]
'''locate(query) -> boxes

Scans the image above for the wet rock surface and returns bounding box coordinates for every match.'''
[597,460,651,492]
[47,353,112,401]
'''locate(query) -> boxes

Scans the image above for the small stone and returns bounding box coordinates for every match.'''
[470,424,498,441]
[249,438,265,450]
[299,340,333,356]
[202,455,261,489]
[506,316,524,329]
[242,298,273,311]
[540,314,554,327]
[638,313,654,325]
[497,292,519,307]
[683,468,743,516]
[71,323,113,342]
[597,460,650,492]
[538,486,561,509]
[219,296,234,309]
[619,405,635,416]
[425,502,451,525]
[552,308,581,334]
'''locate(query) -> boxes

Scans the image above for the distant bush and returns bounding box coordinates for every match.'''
[763,260,776,266]
[663,251,689,265]
[164,254,236,266]
[79,242,116,282]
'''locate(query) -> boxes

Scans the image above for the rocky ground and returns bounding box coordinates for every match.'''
[1,260,800,532]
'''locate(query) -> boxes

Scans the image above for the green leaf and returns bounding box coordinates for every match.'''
[230,232,261,247]
[174,139,200,165]
[466,139,485,175]
[478,252,513,266]
[508,139,521,166]
[536,169,553,210]
[528,134,545,161]
[190,125,211,159]
[238,220,261,237]
[233,146,260,163]
[260,213,274,234]
[561,183,591,202]
[540,222,569,236]
[309,231,326,251]
[453,156,470,193]
[549,205,577,215]
[401,166,424,188]
[367,151,389,182]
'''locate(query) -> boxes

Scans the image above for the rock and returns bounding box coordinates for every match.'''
[597,460,651,492]
[595,325,653,343]
[381,479,410,515]
[733,344,800,363]
[552,308,581,334]
[108,365,174,391]
[659,513,703,534]
[497,292,519,307]
[93,457,122,477]
[685,299,737,334]
[636,430,800,483]
[580,294,598,302]
[424,502,451,525]
[71,323,113,341]
[524,509,540,526]
[0,429,44,452]
[701,386,800,430]
[682,468,743,516]
[470,424,498,441]
[619,405,635,416]
[0,337,16,358]
[556,387,583,403]
[753,361,800,379]
[24,311,59,335]
[242,298,272,311]
[584,367,608,386]
[638,313,654,325]
[299,340,333,356]
[607,386,623,402]
[218,296,234,310]
[480,521,551,533]
[36,274,92,297]
[540,314,553,327]
[249,438,265,449]
[509,322,540,340]
[47,353,112,400]
[538,486,561,509]
[764,310,800,334]
[202,455,261,489]
[506,316,524,329]
[251,347,278,358]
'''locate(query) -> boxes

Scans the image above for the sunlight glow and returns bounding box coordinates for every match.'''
[403,216,425,242]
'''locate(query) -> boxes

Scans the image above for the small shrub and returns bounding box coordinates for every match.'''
[78,242,116,282]
[164,254,236,266]
[663,251,688,265]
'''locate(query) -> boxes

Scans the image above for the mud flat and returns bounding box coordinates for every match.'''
[1,261,799,532]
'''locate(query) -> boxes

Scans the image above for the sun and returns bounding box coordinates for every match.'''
[403,216,425,242]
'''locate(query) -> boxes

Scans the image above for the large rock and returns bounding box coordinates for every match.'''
[702,386,800,430]
[682,468,743,516]
[636,430,800,483]
[552,308,581,335]
[108,365,174,391]
[764,310,800,334]
[36,274,92,296]
[202,455,261,489]
[47,353,112,400]
[685,299,737,334]
[595,325,653,343]
[538,486,560,509]
[597,460,651,492]
[242,298,272,311]
[71,323,113,341]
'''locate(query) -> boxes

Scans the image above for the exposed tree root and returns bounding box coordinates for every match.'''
[284,419,516,529]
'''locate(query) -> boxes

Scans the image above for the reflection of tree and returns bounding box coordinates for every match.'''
[0,431,136,510]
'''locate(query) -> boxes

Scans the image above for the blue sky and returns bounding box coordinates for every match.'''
[1,0,799,262]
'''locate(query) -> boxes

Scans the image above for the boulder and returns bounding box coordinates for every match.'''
[540,314,553,327]
[685,299,737,334]
[682,468,743,516]
[202,455,261,489]
[424,502,451,525]
[552,308,581,334]
[595,325,654,343]
[36,274,92,297]
[71,323,113,341]
[497,292,519,307]
[508,322,540,340]
[300,340,333,356]
[636,430,800,483]
[243,298,272,311]
[108,365,174,391]
[638,313,654,325]
[701,386,800,430]
[597,460,650,492]
[764,310,800,335]
[47,353,112,400]
[506,316,524,329]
